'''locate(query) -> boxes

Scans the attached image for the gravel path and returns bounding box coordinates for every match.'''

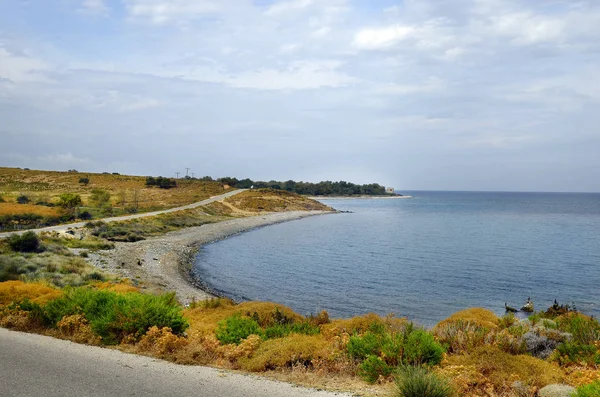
[87,211,333,303]
[0,328,354,397]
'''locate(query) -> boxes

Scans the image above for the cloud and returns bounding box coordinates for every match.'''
[353,25,416,50]
[123,0,222,24]
[0,48,50,83]
[78,0,110,16]
[264,0,316,16]
[376,78,445,96]
[37,152,91,165]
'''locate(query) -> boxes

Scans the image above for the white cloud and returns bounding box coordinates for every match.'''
[489,12,566,45]
[353,25,416,50]
[0,48,50,83]
[124,0,222,24]
[376,78,445,96]
[265,0,315,16]
[79,0,110,16]
[227,60,356,90]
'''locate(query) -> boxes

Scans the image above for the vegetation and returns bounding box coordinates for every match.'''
[0,167,233,230]
[7,232,42,253]
[222,189,333,213]
[395,366,455,397]
[145,176,177,189]
[571,380,600,397]
[216,177,390,196]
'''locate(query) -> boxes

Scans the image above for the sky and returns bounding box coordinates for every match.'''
[0,0,599,192]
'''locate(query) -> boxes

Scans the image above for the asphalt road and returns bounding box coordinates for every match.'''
[0,328,353,397]
[0,189,245,239]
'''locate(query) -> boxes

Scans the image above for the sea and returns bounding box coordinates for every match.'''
[192,191,600,327]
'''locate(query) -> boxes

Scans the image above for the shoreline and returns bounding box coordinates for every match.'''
[309,195,412,200]
[86,210,333,304]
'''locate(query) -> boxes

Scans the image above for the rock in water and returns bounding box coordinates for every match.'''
[521,297,534,312]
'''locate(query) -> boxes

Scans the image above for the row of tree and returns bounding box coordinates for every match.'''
[145,176,177,189]
[214,178,388,196]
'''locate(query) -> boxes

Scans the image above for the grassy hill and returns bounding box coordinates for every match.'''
[0,167,231,212]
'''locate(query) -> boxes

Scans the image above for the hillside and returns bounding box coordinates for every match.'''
[204,189,334,216]
[0,167,233,230]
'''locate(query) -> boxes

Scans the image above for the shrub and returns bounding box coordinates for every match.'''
[78,177,89,185]
[16,194,30,204]
[553,341,600,366]
[359,355,393,383]
[557,314,600,345]
[7,231,42,253]
[78,211,92,220]
[43,288,188,344]
[403,329,445,366]
[571,380,600,397]
[215,314,263,345]
[395,366,455,397]
[237,334,328,371]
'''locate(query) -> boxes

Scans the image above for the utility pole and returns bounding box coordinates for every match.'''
[175,172,180,179]
[185,168,190,177]
[191,172,195,179]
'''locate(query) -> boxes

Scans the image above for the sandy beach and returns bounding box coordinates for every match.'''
[86,210,333,303]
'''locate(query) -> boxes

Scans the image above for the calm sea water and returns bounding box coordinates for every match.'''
[192,191,600,326]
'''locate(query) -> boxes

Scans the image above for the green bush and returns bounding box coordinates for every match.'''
[557,315,600,345]
[215,314,263,345]
[43,288,187,344]
[571,380,600,397]
[263,322,320,339]
[359,355,393,384]
[395,366,454,397]
[554,341,600,366]
[403,329,445,366]
[8,231,42,253]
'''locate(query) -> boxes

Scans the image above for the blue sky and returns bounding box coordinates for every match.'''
[1,0,599,191]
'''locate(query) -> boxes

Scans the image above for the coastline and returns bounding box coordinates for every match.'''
[309,195,412,200]
[86,210,333,304]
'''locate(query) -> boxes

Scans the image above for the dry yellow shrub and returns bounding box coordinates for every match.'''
[217,334,262,365]
[442,346,565,395]
[184,301,303,334]
[436,308,499,329]
[565,367,600,387]
[0,281,61,306]
[56,314,101,345]
[238,334,330,372]
[0,308,41,331]
[321,313,408,339]
[136,326,189,357]
[93,281,139,294]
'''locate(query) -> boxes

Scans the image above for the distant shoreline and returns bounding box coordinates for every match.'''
[308,195,412,200]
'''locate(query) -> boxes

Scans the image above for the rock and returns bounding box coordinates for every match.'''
[521,297,534,312]
[538,384,576,397]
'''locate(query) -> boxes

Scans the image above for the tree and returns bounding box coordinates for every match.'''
[89,189,111,207]
[57,193,82,212]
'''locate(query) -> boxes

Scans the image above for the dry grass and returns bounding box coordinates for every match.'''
[440,345,565,396]
[436,308,499,329]
[0,280,61,306]
[0,203,60,217]
[238,334,331,372]
[184,301,304,335]
[0,167,232,213]
[224,189,333,213]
